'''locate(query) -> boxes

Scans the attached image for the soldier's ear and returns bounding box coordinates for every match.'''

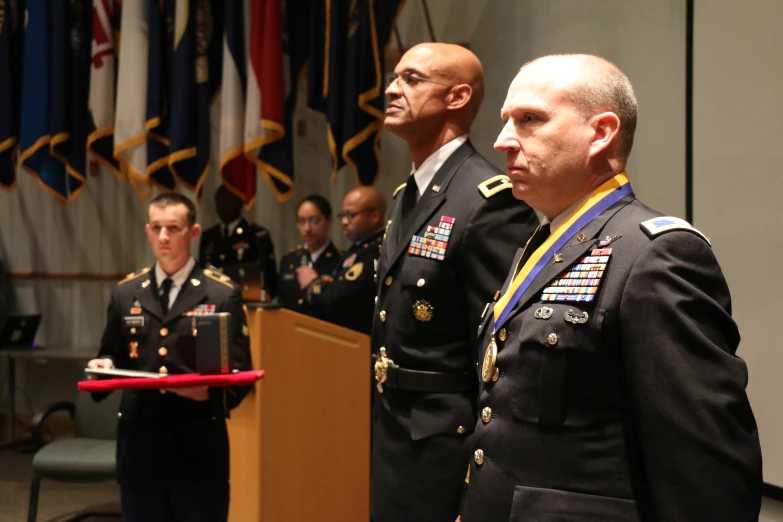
[446,84,472,112]
[191,223,202,240]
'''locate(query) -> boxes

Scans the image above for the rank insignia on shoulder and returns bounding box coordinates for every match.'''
[118,267,151,285]
[478,175,512,198]
[393,183,407,199]
[204,268,234,288]
[640,217,711,246]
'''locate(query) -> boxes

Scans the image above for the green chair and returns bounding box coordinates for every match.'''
[26,391,122,522]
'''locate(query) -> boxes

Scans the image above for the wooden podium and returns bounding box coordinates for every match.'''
[227,304,371,522]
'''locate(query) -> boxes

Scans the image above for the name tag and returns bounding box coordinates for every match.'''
[124,316,145,328]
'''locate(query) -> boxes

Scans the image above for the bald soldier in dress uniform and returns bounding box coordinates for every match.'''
[278,194,341,314]
[199,185,278,299]
[298,186,386,334]
[88,193,252,522]
[461,55,761,522]
[371,43,538,522]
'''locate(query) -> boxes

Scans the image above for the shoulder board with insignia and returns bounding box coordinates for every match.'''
[478,175,512,198]
[640,217,711,246]
[204,268,235,288]
[118,267,151,285]
[285,245,303,255]
[392,183,406,199]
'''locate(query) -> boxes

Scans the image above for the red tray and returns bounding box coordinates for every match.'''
[78,370,265,392]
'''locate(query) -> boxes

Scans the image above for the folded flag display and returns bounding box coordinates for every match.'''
[77,369,265,392]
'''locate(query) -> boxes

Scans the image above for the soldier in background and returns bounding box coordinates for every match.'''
[298,186,386,334]
[199,185,278,299]
[278,194,341,314]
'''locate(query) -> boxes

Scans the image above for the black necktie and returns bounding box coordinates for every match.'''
[519,223,551,267]
[400,176,419,234]
[159,278,173,315]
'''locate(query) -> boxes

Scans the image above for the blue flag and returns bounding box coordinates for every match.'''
[315,0,404,186]
[50,0,91,201]
[0,0,25,190]
[146,0,176,190]
[19,0,69,203]
[168,0,220,200]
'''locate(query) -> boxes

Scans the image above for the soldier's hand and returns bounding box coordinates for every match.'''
[168,386,210,401]
[86,358,114,380]
[455,517,462,522]
[295,266,319,289]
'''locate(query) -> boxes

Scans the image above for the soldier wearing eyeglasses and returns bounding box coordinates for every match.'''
[371,43,539,522]
[297,186,386,334]
[278,194,341,314]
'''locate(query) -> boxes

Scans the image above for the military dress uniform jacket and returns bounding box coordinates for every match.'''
[199,217,279,298]
[278,242,341,314]
[462,195,762,522]
[370,141,539,522]
[94,264,253,487]
[306,230,384,334]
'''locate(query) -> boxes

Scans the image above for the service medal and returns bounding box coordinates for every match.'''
[481,338,498,383]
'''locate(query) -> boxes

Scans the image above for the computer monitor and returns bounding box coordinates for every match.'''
[0,314,42,348]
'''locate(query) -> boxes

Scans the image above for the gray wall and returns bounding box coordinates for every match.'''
[693,0,783,513]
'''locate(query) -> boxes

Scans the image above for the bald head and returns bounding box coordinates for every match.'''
[409,43,485,124]
[340,186,386,242]
[520,54,637,164]
[385,43,485,147]
[346,186,386,216]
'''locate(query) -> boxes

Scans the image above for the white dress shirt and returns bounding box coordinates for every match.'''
[309,242,328,264]
[222,216,243,238]
[155,257,196,310]
[410,135,468,196]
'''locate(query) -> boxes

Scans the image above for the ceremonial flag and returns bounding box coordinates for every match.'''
[253,0,312,202]
[244,0,291,201]
[169,0,219,199]
[87,0,123,180]
[340,0,402,185]
[0,0,25,190]
[50,0,92,201]
[114,0,152,197]
[218,0,255,208]
[146,0,176,190]
[19,0,69,203]
[305,0,326,112]
[319,0,403,185]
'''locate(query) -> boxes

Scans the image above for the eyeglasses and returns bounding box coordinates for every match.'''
[386,71,456,88]
[337,209,375,220]
[296,217,325,227]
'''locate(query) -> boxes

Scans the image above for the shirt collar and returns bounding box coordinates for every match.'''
[410,135,468,196]
[541,193,591,232]
[224,216,243,236]
[155,257,196,290]
[309,242,329,263]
